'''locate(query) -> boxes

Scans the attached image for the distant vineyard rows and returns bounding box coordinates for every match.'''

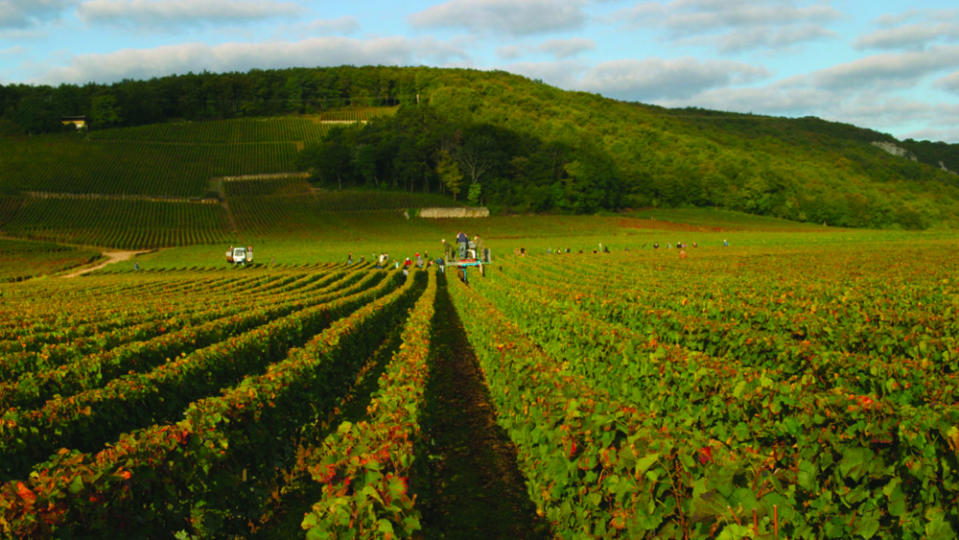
[2,198,230,249]
[0,117,340,197]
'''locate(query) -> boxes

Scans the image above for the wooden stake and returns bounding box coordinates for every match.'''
[727,506,743,526]
[773,504,779,538]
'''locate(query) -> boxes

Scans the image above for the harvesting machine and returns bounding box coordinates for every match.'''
[447,244,491,284]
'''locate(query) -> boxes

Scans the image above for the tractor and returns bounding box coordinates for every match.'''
[226,245,253,265]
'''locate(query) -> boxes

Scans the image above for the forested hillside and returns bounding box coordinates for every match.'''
[2,66,958,228]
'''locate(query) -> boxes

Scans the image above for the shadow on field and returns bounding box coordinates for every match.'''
[412,274,551,539]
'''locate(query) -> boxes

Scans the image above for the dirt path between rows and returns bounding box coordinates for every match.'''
[61,250,149,278]
[412,275,550,539]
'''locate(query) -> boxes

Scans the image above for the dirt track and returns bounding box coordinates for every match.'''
[61,250,149,278]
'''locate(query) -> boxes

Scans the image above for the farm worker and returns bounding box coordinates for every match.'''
[456,231,469,259]
[403,257,412,269]
[441,239,451,261]
[347,253,352,265]
[724,239,728,247]
[679,249,687,259]
[415,252,423,268]
[473,235,484,258]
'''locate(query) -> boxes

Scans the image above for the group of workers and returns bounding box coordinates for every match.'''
[359,232,485,278]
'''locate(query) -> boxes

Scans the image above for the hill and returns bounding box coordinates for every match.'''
[2,66,959,233]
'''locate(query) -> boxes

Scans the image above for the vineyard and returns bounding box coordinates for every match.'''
[0,238,100,282]
[0,115,386,198]
[1,237,957,538]
[1,197,230,249]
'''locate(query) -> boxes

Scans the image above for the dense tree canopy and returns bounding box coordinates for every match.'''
[295,105,623,213]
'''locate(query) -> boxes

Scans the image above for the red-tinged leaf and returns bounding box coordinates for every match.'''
[16,481,36,505]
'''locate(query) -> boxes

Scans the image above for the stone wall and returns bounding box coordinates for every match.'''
[418,207,490,218]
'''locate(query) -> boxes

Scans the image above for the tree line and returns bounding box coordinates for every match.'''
[0,66,432,134]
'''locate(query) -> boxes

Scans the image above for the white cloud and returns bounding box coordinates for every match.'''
[832,97,959,144]
[616,0,839,51]
[812,45,959,90]
[496,45,524,60]
[299,16,360,36]
[657,83,830,114]
[409,0,587,36]
[856,23,959,50]
[77,0,304,27]
[575,57,769,100]
[535,38,594,59]
[903,125,959,144]
[856,11,959,50]
[716,24,835,53]
[874,10,921,27]
[0,46,26,55]
[647,79,959,143]
[938,71,959,94]
[37,37,470,84]
[0,0,74,29]
[494,38,594,61]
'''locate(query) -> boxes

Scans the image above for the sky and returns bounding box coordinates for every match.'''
[1,0,958,142]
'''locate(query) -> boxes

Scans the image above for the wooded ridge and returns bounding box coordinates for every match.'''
[2,66,958,228]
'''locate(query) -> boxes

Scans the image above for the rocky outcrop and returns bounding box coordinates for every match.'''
[871,141,917,161]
